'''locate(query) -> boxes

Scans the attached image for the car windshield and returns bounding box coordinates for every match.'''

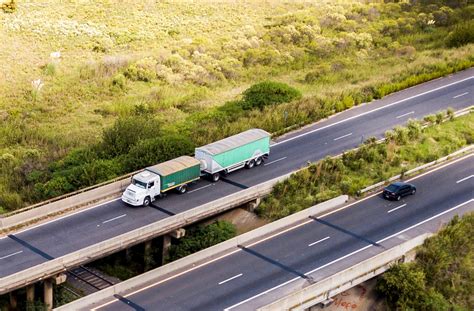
[132,179,147,189]
[386,184,400,192]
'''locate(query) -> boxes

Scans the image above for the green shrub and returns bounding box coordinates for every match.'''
[111,73,127,90]
[242,81,302,110]
[101,116,161,157]
[1,0,16,13]
[43,63,57,76]
[424,114,437,124]
[436,111,445,124]
[166,221,236,263]
[446,21,474,47]
[124,64,155,82]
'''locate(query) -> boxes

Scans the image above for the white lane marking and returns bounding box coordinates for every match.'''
[218,273,243,285]
[224,198,474,310]
[453,92,468,99]
[102,214,127,224]
[308,236,330,247]
[271,76,474,147]
[333,133,353,141]
[187,184,213,194]
[264,157,287,166]
[0,251,23,260]
[93,155,473,310]
[456,175,473,184]
[396,111,415,119]
[387,204,407,214]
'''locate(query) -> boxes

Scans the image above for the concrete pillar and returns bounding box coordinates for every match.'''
[9,291,17,310]
[144,240,153,271]
[161,235,172,265]
[26,284,35,302]
[125,247,133,262]
[44,279,53,311]
[245,197,261,211]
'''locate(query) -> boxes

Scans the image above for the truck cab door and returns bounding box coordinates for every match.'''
[148,177,161,198]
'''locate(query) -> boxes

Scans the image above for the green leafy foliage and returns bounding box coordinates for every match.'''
[167,221,237,263]
[377,214,474,310]
[242,81,302,110]
[1,0,16,13]
[446,21,474,47]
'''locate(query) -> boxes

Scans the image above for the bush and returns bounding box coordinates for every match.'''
[101,116,161,157]
[111,73,127,90]
[124,60,156,82]
[1,0,16,13]
[166,221,236,263]
[446,21,474,47]
[242,81,302,110]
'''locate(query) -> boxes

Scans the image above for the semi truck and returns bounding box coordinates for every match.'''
[121,129,271,206]
[121,156,201,206]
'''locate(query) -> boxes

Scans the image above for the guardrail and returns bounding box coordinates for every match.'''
[54,195,348,310]
[258,233,432,311]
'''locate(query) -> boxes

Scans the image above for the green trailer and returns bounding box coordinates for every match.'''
[195,128,271,182]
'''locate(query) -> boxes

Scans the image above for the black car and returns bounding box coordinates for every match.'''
[383,181,416,201]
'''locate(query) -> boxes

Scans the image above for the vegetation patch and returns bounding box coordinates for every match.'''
[256,112,473,220]
[376,213,474,310]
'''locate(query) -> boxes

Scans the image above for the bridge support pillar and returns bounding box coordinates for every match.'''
[44,279,53,310]
[160,229,186,265]
[26,284,35,302]
[9,291,17,310]
[125,247,132,262]
[245,197,261,211]
[144,240,153,271]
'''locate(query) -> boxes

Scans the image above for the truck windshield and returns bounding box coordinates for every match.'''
[132,179,147,189]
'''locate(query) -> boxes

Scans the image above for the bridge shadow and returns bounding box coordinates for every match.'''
[113,294,146,311]
[309,216,384,248]
[238,245,314,284]
[149,203,175,216]
[8,234,54,260]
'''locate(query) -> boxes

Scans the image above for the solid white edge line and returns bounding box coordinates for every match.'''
[453,92,469,99]
[308,236,330,247]
[396,111,415,119]
[333,133,353,141]
[218,273,243,285]
[102,214,127,224]
[387,204,407,214]
[264,157,287,166]
[0,250,23,260]
[187,184,213,194]
[224,198,474,310]
[271,76,473,147]
[93,154,473,310]
[456,175,473,184]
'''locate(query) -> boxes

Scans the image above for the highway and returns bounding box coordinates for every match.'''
[0,68,473,280]
[84,153,474,310]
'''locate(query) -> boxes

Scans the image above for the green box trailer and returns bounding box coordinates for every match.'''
[195,128,271,182]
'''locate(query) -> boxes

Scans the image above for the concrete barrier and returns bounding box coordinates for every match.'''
[54,195,348,310]
[257,233,432,311]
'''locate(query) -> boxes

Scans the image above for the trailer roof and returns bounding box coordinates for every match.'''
[196,129,270,156]
[146,156,200,176]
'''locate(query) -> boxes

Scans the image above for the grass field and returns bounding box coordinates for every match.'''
[0,0,473,211]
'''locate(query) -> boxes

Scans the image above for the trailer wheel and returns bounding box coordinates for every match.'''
[255,157,263,166]
[143,196,151,207]
[178,185,187,194]
[211,173,220,182]
[246,159,255,169]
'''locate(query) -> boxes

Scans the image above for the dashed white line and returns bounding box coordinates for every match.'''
[218,273,243,285]
[396,111,415,119]
[188,184,213,194]
[0,251,23,260]
[453,92,468,99]
[456,175,473,184]
[102,214,127,224]
[264,157,287,166]
[334,133,353,141]
[387,204,407,214]
[308,236,330,247]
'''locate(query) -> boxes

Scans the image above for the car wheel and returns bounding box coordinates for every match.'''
[143,196,151,207]
[255,157,263,166]
[396,195,401,201]
[411,189,416,195]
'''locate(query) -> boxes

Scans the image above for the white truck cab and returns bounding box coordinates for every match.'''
[121,171,161,206]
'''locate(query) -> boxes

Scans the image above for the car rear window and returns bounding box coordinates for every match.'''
[386,184,400,192]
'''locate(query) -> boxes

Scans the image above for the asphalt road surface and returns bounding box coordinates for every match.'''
[0,69,472,279]
[93,154,474,311]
